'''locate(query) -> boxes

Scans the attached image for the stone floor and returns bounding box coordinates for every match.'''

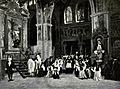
[0,73,120,89]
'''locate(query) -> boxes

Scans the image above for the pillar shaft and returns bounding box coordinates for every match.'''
[36,3,54,60]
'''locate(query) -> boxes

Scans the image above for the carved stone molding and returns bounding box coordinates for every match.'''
[92,26,108,38]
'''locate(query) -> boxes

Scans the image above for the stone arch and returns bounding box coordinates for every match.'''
[88,0,95,14]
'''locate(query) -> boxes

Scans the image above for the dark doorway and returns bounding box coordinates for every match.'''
[28,11,37,46]
[64,41,78,55]
[82,39,91,56]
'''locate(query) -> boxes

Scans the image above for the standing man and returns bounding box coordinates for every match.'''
[6,55,15,82]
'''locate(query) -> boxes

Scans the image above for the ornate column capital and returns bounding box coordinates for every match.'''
[90,11,109,17]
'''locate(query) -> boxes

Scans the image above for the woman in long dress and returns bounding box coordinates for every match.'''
[27,57,35,76]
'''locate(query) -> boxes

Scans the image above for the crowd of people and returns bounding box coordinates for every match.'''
[27,54,63,79]
[4,35,120,82]
[63,52,102,81]
[26,51,103,81]
[5,50,120,82]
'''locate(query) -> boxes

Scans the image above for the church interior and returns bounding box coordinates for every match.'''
[0,0,120,81]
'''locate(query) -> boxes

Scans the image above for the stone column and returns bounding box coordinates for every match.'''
[42,23,52,60]
[22,17,28,50]
[36,2,43,59]
[104,13,110,55]
[0,9,5,80]
[91,14,98,53]
[36,3,54,60]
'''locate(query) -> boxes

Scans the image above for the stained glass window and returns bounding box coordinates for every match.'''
[64,6,72,24]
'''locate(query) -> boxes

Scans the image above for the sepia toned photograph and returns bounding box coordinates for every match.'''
[0,0,120,89]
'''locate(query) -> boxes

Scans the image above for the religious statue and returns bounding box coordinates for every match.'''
[8,19,20,49]
[77,8,84,22]
[12,30,20,48]
[94,37,105,62]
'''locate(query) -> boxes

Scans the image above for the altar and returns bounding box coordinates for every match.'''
[0,0,28,79]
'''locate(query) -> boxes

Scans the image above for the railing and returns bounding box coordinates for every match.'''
[19,49,28,68]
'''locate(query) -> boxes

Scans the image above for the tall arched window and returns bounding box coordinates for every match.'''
[75,1,91,22]
[76,3,85,22]
[64,6,72,24]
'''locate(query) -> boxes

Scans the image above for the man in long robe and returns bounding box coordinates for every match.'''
[27,58,35,76]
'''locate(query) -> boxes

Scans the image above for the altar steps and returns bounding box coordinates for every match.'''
[13,60,31,78]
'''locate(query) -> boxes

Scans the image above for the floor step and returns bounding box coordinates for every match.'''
[19,69,28,72]
[14,63,23,66]
[13,59,30,78]
[22,72,30,75]
[16,68,26,78]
